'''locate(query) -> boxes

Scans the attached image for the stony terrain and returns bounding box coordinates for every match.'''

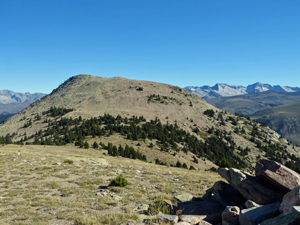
[0,144,222,225]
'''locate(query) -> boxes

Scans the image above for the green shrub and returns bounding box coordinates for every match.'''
[64,159,73,164]
[148,198,171,215]
[208,167,217,172]
[189,165,196,170]
[182,163,188,169]
[109,174,128,187]
[203,109,215,117]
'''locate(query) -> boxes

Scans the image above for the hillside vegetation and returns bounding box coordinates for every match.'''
[206,90,300,116]
[1,75,300,171]
[251,101,300,146]
[206,91,300,145]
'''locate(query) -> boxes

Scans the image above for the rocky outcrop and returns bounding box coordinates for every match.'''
[134,159,300,225]
[256,159,300,193]
[218,167,283,204]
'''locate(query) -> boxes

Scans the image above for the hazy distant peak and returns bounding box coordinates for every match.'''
[185,82,300,98]
[0,90,46,104]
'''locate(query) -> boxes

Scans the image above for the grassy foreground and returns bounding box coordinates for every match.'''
[0,145,222,225]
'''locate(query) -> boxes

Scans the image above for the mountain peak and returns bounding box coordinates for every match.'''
[185,82,300,98]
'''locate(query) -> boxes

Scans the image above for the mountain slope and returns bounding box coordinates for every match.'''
[1,74,299,170]
[251,101,300,146]
[185,82,300,99]
[2,74,215,132]
[205,90,300,116]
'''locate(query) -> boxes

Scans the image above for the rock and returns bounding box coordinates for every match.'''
[218,167,283,204]
[120,221,144,225]
[280,186,300,214]
[244,200,260,209]
[97,158,108,165]
[197,222,213,225]
[157,212,179,224]
[164,199,173,210]
[293,206,300,219]
[239,203,280,225]
[179,215,206,224]
[255,159,300,193]
[137,204,149,211]
[177,198,223,224]
[111,195,123,200]
[221,206,240,225]
[202,181,246,207]
[176,220,212,225]
[134,204,149,214]
[139,215,157,224]
[175,194,194,203]
[259,212,298,225]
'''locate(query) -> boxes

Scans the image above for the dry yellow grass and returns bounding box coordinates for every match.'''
[0,144,223,225]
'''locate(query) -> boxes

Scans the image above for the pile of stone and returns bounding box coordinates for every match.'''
[127,159,300,225]
[215,159,300,225]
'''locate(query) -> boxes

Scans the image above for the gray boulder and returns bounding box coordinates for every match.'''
[244,200,260,209]
[259,212,298,225]
[218,167,283,204]
[280,186,300,214]
[179,215,207,224]
[293,206,300,220]
[239,203,280,225]
[177,198,223,224]
[202,181,246,208]
[221,206,240,225]
[256,159,300,193]
[157,212,179,224]
[175,193,194,203]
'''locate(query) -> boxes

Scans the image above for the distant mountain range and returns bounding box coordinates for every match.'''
[185,82,300,98]
[0,90,46,116]
[190,85,300,146]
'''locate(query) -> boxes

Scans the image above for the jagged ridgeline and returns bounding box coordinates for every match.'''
[0,75,300,170]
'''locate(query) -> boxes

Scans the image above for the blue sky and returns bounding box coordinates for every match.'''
[1,1,299,93]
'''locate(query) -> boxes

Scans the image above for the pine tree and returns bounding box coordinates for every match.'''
[93,141,99,149]
[84,141,89,149]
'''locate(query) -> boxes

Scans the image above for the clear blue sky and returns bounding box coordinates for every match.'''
[1,0,299,93]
